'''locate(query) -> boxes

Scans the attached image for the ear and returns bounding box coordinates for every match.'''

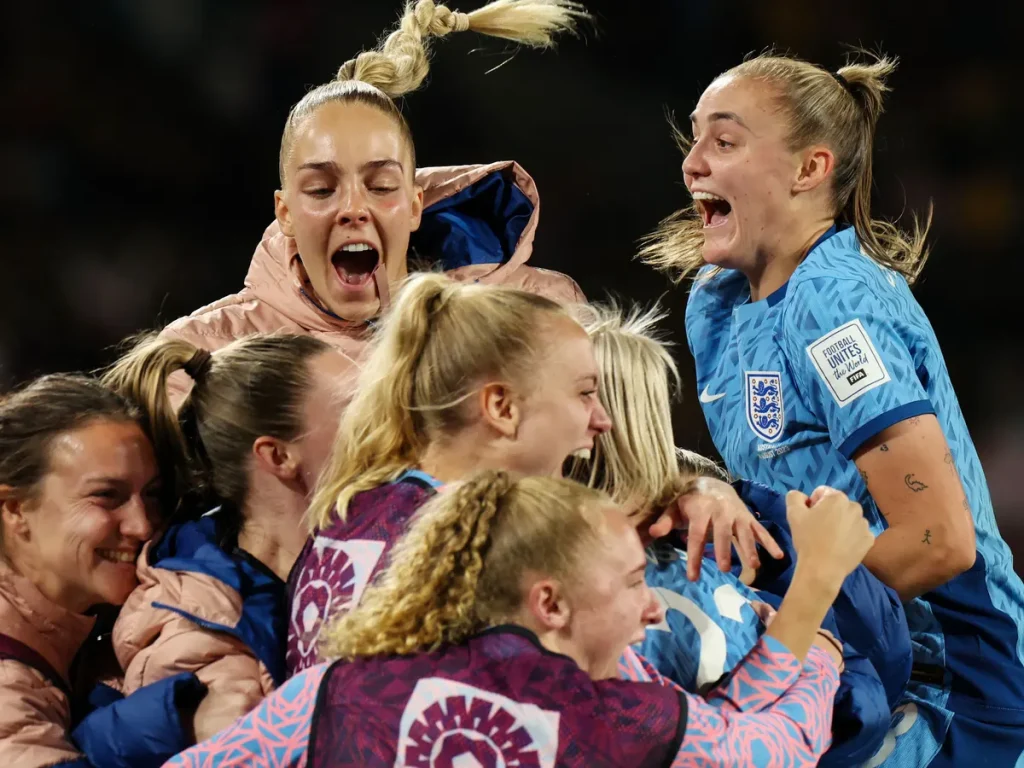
[409,184,424,233]
[274,189,295,237]
[523,578,572,631]
[0,488,31,542]
[478,382,519,439]
[792,145,835,194]
[252,436,301,482]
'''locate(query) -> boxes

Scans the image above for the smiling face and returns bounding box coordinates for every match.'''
[2,419,161,613]
[275,100,424,323]
[684,74,807,271]
[498,319,613,478]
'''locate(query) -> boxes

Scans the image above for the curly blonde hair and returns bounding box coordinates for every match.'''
[640,50,932,285]
[279,0,590,184]
[320,470,608,660]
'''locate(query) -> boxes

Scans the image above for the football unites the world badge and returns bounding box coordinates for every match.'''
[745,371,784,442]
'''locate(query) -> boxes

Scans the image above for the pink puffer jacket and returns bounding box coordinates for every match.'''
[0,560,96,768]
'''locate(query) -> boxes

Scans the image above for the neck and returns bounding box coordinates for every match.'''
[418,432,506,485]
[235,480,309,582]
[512,618,619,681]
[745,218,834,302]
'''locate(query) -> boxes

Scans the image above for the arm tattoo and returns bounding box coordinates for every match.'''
[905,474,929,492]
[922,529,932,544]
[859,469,869,485]
[880,443,890,452]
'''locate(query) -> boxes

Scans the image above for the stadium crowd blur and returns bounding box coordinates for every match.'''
[2,0,1021,561]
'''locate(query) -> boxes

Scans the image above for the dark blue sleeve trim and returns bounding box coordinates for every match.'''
[838,399,935,458]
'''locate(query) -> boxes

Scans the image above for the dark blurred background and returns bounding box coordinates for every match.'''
[3,1,1021,561]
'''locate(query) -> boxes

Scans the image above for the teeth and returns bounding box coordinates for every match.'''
[98,549,137,564]
[340,243,373,253]
[692,191,726,202]
[571,448,592,460]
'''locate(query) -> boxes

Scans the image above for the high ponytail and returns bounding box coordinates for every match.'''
[321,470,607,660]
[307,273,570,530]
[279,0,590,184]
[835,55,932,283]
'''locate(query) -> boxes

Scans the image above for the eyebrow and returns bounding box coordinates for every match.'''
[576,374,598,386]
[688,110,752,132]
[296,159,405,174]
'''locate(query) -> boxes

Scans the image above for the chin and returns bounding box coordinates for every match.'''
[326,295,381,324]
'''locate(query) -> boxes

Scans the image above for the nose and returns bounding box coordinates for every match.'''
[590,401,613,434]
[120,497,154,542]
[641,585,666,626]
[681,142,709,184]
[336,182,370,225]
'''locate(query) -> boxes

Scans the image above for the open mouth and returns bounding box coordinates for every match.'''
[331,243,380,288]
[693,191,732,228]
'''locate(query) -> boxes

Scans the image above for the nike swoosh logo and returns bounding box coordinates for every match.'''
[699,386,727,404]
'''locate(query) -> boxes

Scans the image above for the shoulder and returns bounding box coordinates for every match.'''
[0,657,70,735]
[787,229,910,309]
[686,266,749,321]
[160,291,294,351]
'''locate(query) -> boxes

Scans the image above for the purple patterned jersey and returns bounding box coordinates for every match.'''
[286,474,438,675]
[307,626,685,768]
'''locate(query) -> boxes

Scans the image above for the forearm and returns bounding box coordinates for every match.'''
[763,566,838,663]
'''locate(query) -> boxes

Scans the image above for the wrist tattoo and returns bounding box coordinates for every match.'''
[905,474,928,492]
[922,529,932,544]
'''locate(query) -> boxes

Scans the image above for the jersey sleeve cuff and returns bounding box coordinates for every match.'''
[837,399,935,458]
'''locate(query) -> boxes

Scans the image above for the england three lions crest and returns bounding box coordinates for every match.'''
[745,371,784,443]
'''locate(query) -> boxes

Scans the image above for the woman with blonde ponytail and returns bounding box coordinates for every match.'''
[286,271,612,674]
[159,0,589,405]
[643,50,1024,764]
[170,470,875,767]
[101,332,350,745]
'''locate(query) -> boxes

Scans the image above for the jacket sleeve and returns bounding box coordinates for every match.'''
[672,639,840,767]
[70,674,206,768]
[122,626,267,738]
[0,659,83,768]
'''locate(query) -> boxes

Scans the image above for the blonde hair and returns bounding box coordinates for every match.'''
[641,50,932,285]
[567,303,730,516]
[321,470,607,659]
[102,334,330,534]
[567,303,684,514]
[279,0,589,184]
[307,272,573,529]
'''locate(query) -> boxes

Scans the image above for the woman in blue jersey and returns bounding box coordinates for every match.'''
[641,51,1024,765]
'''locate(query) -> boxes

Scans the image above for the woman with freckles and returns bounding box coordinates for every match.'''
[643,50,1024,766]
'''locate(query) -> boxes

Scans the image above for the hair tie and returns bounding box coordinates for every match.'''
[183,349,213,382]
[831,71,855,95]
[451,11,470,32]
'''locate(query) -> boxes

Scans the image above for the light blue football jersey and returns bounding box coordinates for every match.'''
[637,543,764,693]
[685,226,1024,750]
